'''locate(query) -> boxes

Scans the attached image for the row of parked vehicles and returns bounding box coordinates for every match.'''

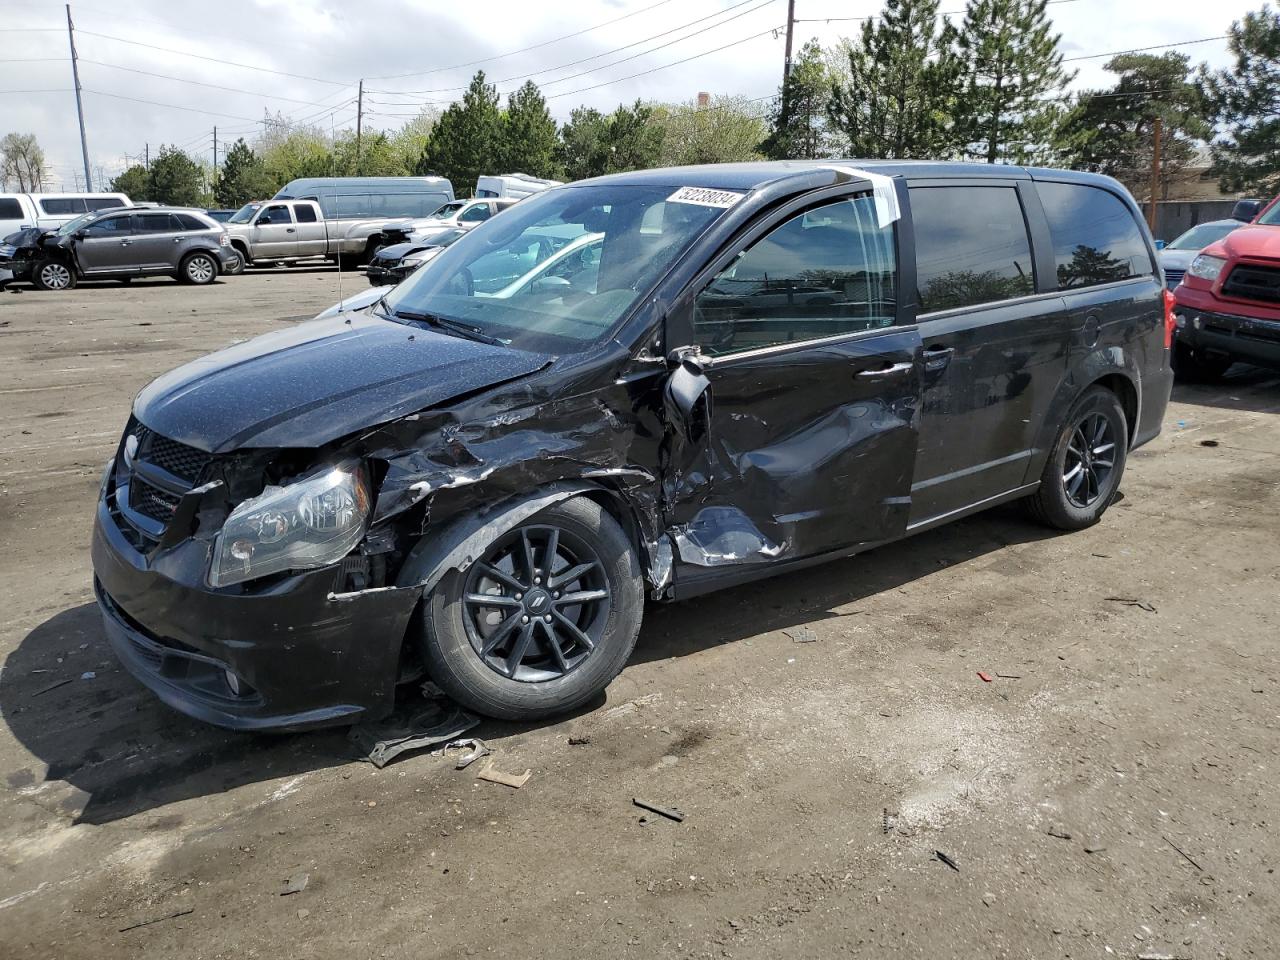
[0,173,559,290]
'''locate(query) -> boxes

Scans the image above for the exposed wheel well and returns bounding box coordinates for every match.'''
[1092,373,1137,446]
[229,239,250,261]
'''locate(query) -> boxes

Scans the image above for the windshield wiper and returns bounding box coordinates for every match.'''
[391,307,505,346]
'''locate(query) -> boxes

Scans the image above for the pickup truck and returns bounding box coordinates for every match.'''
[222,199,402,270]
[1172,195,1280,379]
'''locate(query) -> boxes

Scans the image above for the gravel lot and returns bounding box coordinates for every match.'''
[1,269,1277,960]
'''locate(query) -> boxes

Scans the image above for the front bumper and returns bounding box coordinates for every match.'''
[91,493,420,731]
[366,260,419,286]
[1173,300,1280,372]
[214,247,240,271]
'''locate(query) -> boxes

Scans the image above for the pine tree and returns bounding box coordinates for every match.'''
[827,0,963,159]
[760,40,834,159]
[418,71,502,194]
[501,81,560,178]
[1203,5,1280,193]
[147,146,206,207]
[557,102,664,181]
[953,0,1074,163]
[109,164,150,201]
[214,138,276,207]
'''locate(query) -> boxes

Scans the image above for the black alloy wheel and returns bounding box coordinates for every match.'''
[462,524,611,682]
[1025,385,1128,531]
[1062,412,1116,508]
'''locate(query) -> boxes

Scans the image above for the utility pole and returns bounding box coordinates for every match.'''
[782,0,796,86]
[213,126,218,171]
[355,79,364,175]
[144,142,149,169]
[65,4,91,191]
[1147,115,1162,233]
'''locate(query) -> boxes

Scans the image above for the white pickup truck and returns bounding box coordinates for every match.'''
[223,199,396,270]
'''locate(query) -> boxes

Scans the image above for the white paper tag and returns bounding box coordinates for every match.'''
[667,186,746,209]
[824,166,902,228]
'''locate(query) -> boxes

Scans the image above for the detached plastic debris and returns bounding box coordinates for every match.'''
[442,737,490,770]
[281,872,309,896]
[349,699,479,768]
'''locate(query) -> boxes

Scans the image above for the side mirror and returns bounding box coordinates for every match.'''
[663,349,711,443]
[1153,239,1167,251]
[73,230,86,240]
[1231,198,1264,222]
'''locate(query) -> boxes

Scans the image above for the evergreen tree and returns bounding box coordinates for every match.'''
[146,146,206,206]
[1063,53,1211,201]
[827,0,963,159]
[760,40,834,159]
[558,102,664,180]
[214,138,276,206]
[1203,5,1280,193]
[501,81,560,178]
[418,71,502,193]
[953,0,1075,163]
[109,164,150,201]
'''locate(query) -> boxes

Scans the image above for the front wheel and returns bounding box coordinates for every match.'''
[419,498,643,720]
[32,260,76,291]
[1025,386,1128,531]
[179,252,218,285]
[223,250,246,275]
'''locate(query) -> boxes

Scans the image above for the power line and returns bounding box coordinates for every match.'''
[365,0,683,81]
[78,59,350,106]
[1062,35,1229,62]
[81,88,277,123]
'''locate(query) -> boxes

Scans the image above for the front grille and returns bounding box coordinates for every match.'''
[1164,269,1184,288]
[1222,263,1280,305]
[112,419,214,542]
[132,423,211,482]
[131,477,181,522]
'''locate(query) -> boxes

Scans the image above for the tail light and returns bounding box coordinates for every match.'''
[1162,288,1176,349]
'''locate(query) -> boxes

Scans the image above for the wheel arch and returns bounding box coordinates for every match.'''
[229,238,251,261]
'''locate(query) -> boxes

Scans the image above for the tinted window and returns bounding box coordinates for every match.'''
[84,197,124,211]
[460,203,491,223]
[1038,181,1153,289]
[83,216,132,237]
[175,213,209,231]
[134,213,175,233]
[40,198,86,215]
[692,195,897,357]
[258,204,293,225]
[0,198,23,219]
[294,204,317,223]
[333,194,369,218]
[910,186,1034,313]
[1166,221,1237,251]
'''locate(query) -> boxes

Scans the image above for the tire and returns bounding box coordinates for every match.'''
[32,259,76,291]
[1174,339,1232,382]
[1025,386,1128,531]
[179,251,218,285]
[419,497,644,720]
[223,250,246,275]
[337,253,361,271]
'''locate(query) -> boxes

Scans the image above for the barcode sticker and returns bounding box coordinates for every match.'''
[667,186,746,208]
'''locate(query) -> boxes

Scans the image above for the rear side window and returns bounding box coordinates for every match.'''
[910,186,1034,313]
[40,198,86,215]
[294,204,317,223]
[174,213,208,231]
[0,198,23,219]
[84,197,124,211]
[134,213,174,233]
[693,194,897,357]
[1037,181,1153,289]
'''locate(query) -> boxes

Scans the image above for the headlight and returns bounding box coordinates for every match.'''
[210,460,371,587]
[1188,254,1226,282]
[400,248,440,267]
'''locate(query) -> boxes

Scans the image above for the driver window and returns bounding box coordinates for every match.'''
[84,216,132,237]
[692,195,897,357]
[258,205,293,225]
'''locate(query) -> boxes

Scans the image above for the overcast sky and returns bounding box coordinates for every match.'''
[0,0,1261,189]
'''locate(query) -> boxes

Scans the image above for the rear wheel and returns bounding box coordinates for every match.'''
[179,252,218,285]
[1025,386,1128,531]
[33,260,75,290]
[1174,339,1232,382]
[419,498,643,720]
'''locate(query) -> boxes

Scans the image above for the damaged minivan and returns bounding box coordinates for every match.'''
[92,161,1173,730]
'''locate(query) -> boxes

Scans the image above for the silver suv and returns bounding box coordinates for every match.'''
[0,207,239,290]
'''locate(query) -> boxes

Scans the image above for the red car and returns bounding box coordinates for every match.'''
[1172,196,1280,379]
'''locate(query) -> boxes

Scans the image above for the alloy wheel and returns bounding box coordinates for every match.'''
[187,256,215,283]
[40,263,71,289]
[462,524,611,682]
[1062,412,1116,508]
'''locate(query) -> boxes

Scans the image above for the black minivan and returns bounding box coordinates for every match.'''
[92,161,1173,730]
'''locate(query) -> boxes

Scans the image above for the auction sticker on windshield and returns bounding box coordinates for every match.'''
[667,186,746,208]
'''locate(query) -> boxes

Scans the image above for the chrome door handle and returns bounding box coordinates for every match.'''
[173,237,182,243]
[856,360,914,378]
[286,227,296,233]
[120,240,131,245]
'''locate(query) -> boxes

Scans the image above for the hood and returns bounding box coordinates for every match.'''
[313,286,384,321]
[133,312,552,452]
[1159,248,1198,271]
[373,241,427,261]
[1206,224,1280,262]
[2,227,50,249]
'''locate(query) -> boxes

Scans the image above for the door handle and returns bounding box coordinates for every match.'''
[286,227,296,233]
[856,360,914,378]
[923,344,954,372]
[120,240,131,246]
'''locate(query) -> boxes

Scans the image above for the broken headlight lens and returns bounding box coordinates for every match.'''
[210,460,372,588]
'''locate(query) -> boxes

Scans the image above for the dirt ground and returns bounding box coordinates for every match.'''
[0,269,1276,960]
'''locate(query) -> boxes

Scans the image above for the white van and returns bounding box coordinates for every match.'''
[0,192,133,236]
[474,174,561,200]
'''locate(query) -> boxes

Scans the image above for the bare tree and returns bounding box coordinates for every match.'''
[1,133,46,191]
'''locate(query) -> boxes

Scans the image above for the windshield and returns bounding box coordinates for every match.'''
[382,184,730,353]
[431,228,468,247]
[1258,202,1280,226]
[56,212,98,236]
[1167,221,1240,250]
[428,201,467,219]
[228,203,261,224]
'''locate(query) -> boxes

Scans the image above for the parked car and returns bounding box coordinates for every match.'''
[475,173,562,199]
[222,176,454,270]
[1159,219,1245,288]
[1,192,135,288]
[1172,195,1280,379]
[0,207,237,290]
[378,197,520,248]
[92,161,1171,731]
[366,227,469,286]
